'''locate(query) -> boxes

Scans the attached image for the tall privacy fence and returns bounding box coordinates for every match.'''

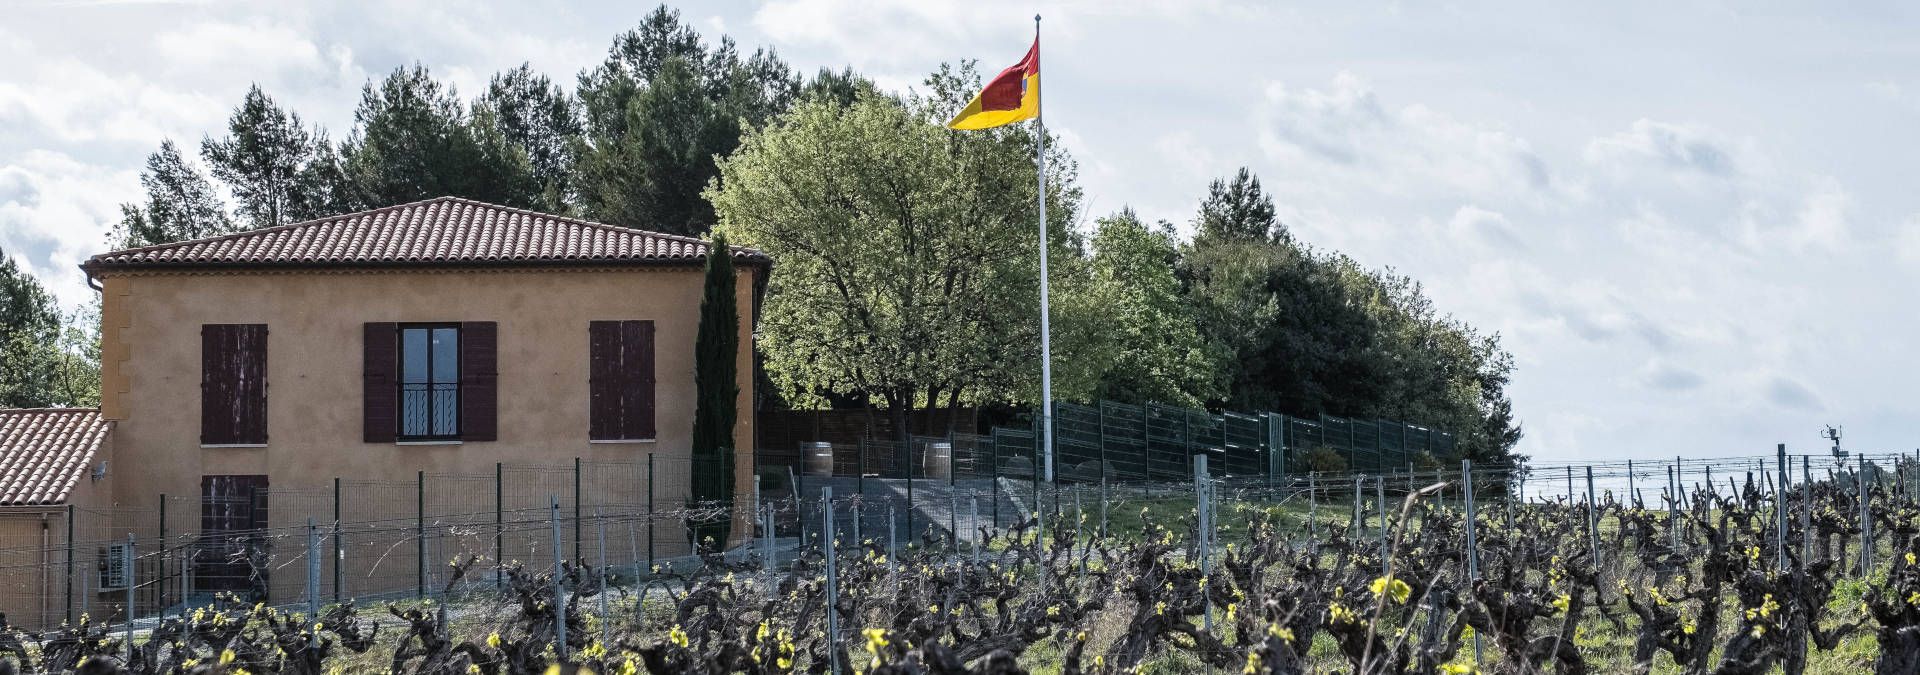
[753,399,1457,491]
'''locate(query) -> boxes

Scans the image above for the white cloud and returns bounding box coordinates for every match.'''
[153,20,331,75]
[1255,73,1554,208]
[0,150,140,306]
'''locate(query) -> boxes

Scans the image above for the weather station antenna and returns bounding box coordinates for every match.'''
[1823,425,1847,460]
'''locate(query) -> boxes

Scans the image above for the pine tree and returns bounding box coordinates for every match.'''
[690,230,739,547]
[110,140,231,247]
[480,64,582,212]
[342,64,539,208]
[201,85,315,228]
[575,5,798,234]
[1195,167,1283,242]
[0,249,66,407]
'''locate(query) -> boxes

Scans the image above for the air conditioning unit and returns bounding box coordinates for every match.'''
[98,544,131,591]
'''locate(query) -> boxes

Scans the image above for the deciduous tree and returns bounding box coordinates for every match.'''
[708,80,1076,446]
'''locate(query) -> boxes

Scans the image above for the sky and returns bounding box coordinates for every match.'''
[3,0,1918,467]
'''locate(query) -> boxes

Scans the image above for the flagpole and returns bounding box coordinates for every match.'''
[1033,13,1054,485]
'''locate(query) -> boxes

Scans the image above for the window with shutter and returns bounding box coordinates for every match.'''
[201,324,267,445]
[397,324,460,440]
[589,320,656,440]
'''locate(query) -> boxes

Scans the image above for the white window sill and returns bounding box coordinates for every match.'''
[397,440,463,446]
[200,444,266,449]
[589,439,656,444]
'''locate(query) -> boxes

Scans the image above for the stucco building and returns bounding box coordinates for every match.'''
[0,196,765,624]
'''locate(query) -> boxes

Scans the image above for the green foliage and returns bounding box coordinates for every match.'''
[201,85,342,228]
[0,251,96,408]
[1180,168,1523,468]
[480,64,583,213]
[1195,167,1283,242]
[110,140,233,248]
[690,231,738,543]
[708,76,1077,440]
[342,64,541,208]
[1299,446,1349,474]
[1064,209,1217,407]
[574,5,798,235]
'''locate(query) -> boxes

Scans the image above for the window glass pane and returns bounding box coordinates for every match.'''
[401,328,429,384]
[432,328,459,383]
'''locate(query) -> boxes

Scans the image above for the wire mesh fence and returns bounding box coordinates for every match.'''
[6,445,1920,673]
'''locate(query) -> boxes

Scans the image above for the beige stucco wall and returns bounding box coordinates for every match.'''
[92,265,757,601]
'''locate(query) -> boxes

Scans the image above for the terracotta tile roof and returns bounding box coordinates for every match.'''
[83,196,770,271]
[0,409,109,506]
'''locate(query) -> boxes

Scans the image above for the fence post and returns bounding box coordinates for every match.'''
[1195,455,1212,636]
[494,463,503,588]
[549,496,567,659]
[1351,475,1363,537]
[416,470,426,599]
[307,518,319,622]
[1308,472,1318,546]
[1627,459,1635,502]
[907,440,918,545]
[1776,444,1789,573]
[65,504,74,623]
[887,500,898,566]
[573,457,583,561]
[1375,476,1387,561]
[1463,459,1481,665]
[646,453,655,573]
[823,487,841,675]
[761,504,776,570]
[1859,455,1871,577]
[157,496,167,612]
[1097,403,1108,486]
[597,512,609,645]
[334,477,343,602]
[1073,487,1082,547]
[124,533,134,662]
[852,499,863,550]
[970,494,981,562]
[1801,456,1812,565]
[1585,466,1600,567]
[990,438,1001,527]
[1676,456,1686,509]
[1099,476,1109,537]
[1668,463,1680,550]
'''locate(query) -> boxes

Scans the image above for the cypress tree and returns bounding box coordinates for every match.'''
[690,230,738,548]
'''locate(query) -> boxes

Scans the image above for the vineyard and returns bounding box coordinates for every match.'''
[7,454,1920,674]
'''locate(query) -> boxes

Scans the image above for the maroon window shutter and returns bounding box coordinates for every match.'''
[588,321,619,440]
[624,320,657,440]
[201,325,232,444]
[235,325,268,444]
[363,323,398,443]
[202,324,268,444]
[459,321,498,441]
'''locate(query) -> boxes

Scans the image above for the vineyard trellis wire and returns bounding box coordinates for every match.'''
[4,448,1920,673]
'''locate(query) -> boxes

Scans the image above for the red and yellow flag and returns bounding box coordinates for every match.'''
[946,38,1039,130]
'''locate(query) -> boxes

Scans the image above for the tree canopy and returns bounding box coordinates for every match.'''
[708,77,1077,443]
[47,4,1523,468]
